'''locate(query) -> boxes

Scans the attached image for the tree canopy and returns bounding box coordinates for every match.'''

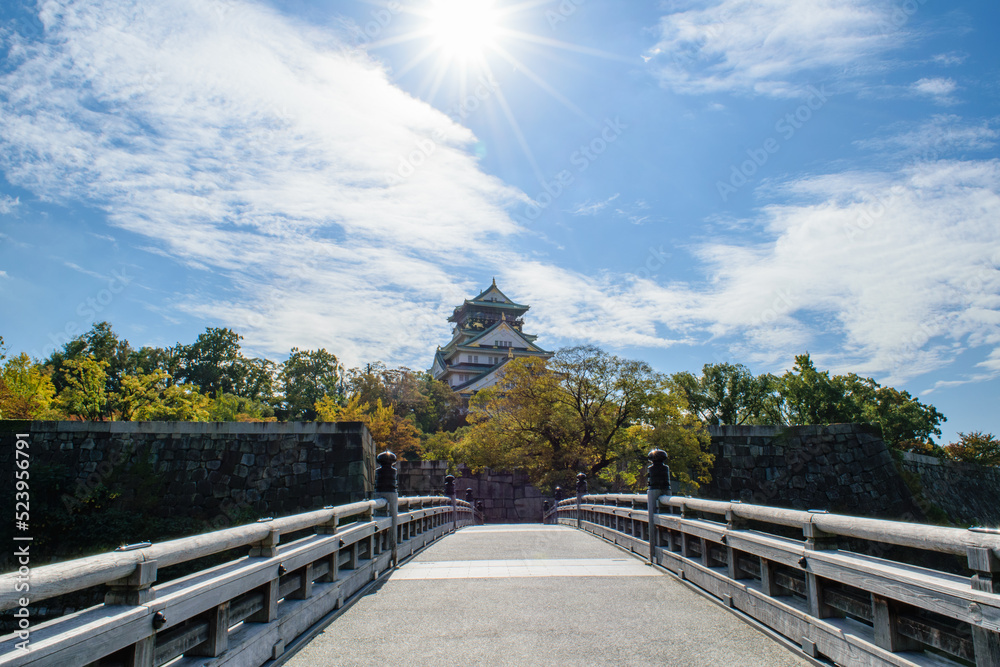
[462,346,711,491]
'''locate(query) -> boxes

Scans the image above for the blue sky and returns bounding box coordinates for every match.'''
[0,0,998,443]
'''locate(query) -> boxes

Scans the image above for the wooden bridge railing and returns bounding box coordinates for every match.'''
[0,452,475,667]
[548,452,1000,667]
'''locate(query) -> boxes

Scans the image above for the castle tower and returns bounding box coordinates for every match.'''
[430,279,554,396]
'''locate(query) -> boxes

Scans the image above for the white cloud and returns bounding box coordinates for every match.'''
[0,0,696,367]
[0,195,19,214]
[571,193,619,216]
[855,114,998,155]
[646,0,906,97]
[911,77,958,104]
[931,52,967,67]
[692,158,1000,383]
[0,0,531,366]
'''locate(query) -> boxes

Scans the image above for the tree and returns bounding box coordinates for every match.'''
[944,432,1000,466]
[54,356,110,420]
[768,354,945,448]
[0,353,57,419]
[208,393,276,422]
[862,386,946,446]
[280,348,343,419]
[176,327,243,396]
[114,370,170,421]
[315,393,423,459]
[647,383,713,489]
[46,322,134,396]
[345,363,463,432]
[672,363,777,425]
[777,354,860,425]
[463,346,661,490]
[130,345,183,380]
[135,384,211,421]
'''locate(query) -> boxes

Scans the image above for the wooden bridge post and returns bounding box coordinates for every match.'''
[105,559,157,606]
[445,474,457,529]
[575,473,587,529]
[726,507,749,580]
[647,449,670,565]
[554,486,563,525]
[968,546,1000,666]
[803,513,838,619]
[375,451,399,567]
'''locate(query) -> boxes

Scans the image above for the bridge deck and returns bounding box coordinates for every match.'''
[284,524,812,666]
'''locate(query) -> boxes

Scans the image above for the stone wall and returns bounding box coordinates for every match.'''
[703,424,921,519]
[900,452,1000,526]
[397,461,549,523]
[0,420,375,531]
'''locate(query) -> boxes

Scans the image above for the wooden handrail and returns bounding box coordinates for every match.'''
[560,493,1000,558]
[1,493,475,666]
[0,497,470,613]
[553,492,1000,666]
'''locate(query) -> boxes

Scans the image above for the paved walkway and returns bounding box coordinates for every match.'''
[284,524,811,666]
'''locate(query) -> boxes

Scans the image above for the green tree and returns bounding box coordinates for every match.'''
[135,384,211,421]
[345,363,463,432]
[113,369,169,421]
[279,348,343,419]
[862,386,946,446]
[672,363,776,425]
[208,393,276,421]
[315,393,423,459]
[944,432,1000,466]
[463,346,661,490]
[46,322,135,396]
[0,352,57,419]
[54,356,110,420]
[647,383,713,489]
[176,327,245,396]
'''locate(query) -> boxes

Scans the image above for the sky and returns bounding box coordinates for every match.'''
[0,0,997,444]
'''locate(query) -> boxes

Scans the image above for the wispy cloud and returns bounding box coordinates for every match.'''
[692,157,1000,383]
[0,0,528,365]
[645,0,908,97]
[0,195,19,214]
[571,193,619,216]
[911,77,958,104]
[854,114,998,156]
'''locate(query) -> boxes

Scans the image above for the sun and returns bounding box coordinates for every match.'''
[425,0,501,60]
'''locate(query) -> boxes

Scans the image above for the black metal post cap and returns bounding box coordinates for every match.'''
[647,448,671,492]
[554,486,563,501]
[374,450,398,493]
[465,488,474,502]
[444,474,456,496]
[576,472,587,494]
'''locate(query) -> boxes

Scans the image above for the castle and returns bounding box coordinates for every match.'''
[430,279,553,396]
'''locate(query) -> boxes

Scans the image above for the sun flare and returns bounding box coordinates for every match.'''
[426,0,500,60]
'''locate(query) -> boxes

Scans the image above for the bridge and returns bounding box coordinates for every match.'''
[2,451,1000,666]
